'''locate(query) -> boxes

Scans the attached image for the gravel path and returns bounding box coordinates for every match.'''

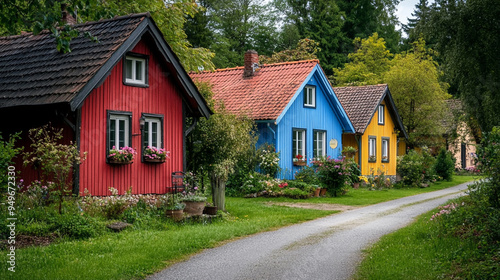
[148,182,472,280]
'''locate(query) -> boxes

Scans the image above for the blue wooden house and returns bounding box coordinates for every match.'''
[190,50,354,178]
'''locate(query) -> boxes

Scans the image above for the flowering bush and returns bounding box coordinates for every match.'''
[257,144,280,177]
[182,171,207,202]
[430,202,463,221]
[81,187,169,218]
[143,146,170,161]
[108,146,136,162]
[313,156,350,196]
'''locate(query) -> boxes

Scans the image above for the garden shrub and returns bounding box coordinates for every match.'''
[434,148,455,181]
[257,144,280,177]
[281,188,310,199]
[397,150,425,187]
[314,157,350,196]
[0,132,23,193]
[51,213,99,239]
[294,165,319,185]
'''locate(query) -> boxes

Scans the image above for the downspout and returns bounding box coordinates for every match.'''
[267,123,276,140]
[355,134,362,174]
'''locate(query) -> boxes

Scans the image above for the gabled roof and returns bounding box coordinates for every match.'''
[0,13,210,118]
[190,60,319,121]
[334,84,408,139]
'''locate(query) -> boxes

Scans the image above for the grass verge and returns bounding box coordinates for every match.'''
[0,198,336,280]
[251,175,477,206]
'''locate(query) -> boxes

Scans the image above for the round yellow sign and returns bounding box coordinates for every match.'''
[329,139,338,149]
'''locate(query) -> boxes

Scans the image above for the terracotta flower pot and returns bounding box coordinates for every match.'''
[320,188,327,196]
[293,161,306,166]
[166,209,184,221]
[183,201,205,216]
[313,188,321,197]
[353,182,360,189]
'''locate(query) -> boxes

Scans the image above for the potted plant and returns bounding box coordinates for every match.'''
[342,146,357,159]
[181,172,207,216]
[313,185,321,197]
[143,146,170,163]
[182,195,207,215]
[203,202,218,215]
[293,154,306,166]
[166,202,185,221]
[107,146,136,164]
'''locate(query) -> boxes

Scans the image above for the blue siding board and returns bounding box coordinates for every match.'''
[275,69,345,179]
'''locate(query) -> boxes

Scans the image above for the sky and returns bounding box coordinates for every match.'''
[396,0,419,28]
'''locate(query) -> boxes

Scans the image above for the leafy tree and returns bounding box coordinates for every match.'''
[384,38,451,147]
[338,0,401,54]
[259,38,320,64]
[23,125,86,214]
[424,0,500,133]
[402,0,431,43]
[0,133,23,192]
[193,110,257,211]
[434,148,455,181]
[185,0,279,69]
[279,0,346,74]
[0,0,215,71]
[333,33,392,86]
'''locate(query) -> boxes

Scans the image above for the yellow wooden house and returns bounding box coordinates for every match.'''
[334,84,408,177]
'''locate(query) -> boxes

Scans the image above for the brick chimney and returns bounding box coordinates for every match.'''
[61,4,76,25]
[244,50,259,77]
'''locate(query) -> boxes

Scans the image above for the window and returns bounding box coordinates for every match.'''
[293,129,306,159]
[124,55,148,86]
[304,85,316,107]
[368,136,376,162]
[142,114,163,149]
[108,111,132,150]
[313,130,326,158]
[381,137,390,162]
[378,104,385,125]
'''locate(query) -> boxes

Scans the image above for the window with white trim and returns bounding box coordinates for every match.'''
[313,130,326,158]
[368,136,376,162]
[293,129,306,159]
[142,115,163,149]
[125,55,147,85]
[108,112,131,150]
[378,104,385,125]
[304,85,316,107]
[382,137,389,162]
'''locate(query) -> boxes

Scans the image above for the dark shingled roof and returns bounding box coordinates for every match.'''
[0,14,145,108]
[334,84,408,139]
[0,13,211,118]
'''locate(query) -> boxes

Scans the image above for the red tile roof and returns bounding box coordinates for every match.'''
[190,60,319,120]
[334,84,388,134]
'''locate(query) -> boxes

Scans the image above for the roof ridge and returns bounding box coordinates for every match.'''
[0,13,149,40]
[190,59,319,74]
[334,83,387,89]
[262,59,319,67]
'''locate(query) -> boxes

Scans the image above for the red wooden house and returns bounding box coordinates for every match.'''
[0,13,211,196]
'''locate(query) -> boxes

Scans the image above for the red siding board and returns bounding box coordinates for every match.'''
[79,40,184,196]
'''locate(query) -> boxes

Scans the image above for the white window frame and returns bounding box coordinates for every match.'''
[143,116,162,149]
[313,130,326,158]
[378,104,385,125]
[125,56,146,85]
[108,113,131,149]
[293,129,306,158]
[368,136,376,162]
[304,85,316,107]
[382,137,389,162]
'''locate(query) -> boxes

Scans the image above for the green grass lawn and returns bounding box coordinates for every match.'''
[252,175,477,206]
[0,175,477,280]
[1,198,337,280]
[352,209,473,280]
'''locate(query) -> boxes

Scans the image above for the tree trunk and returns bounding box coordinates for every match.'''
[210,172,226,212]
